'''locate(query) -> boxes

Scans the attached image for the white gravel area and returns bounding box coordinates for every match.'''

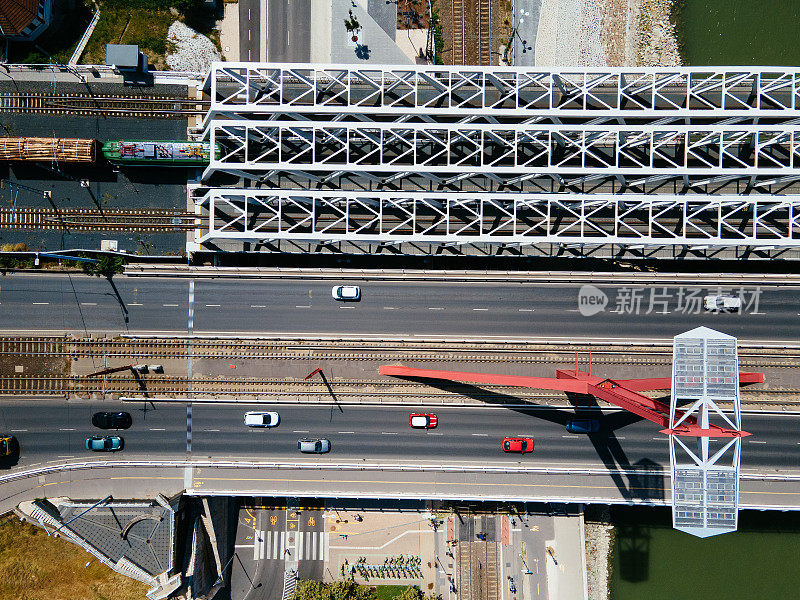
[585,519,613,600]
[165,21,221,72]
[535,0,607,66]
[579,0,607,65]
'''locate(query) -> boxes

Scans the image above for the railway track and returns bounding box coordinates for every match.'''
[1,336,798,367]
[0,208,197,232]
[0,336,795,402]
[457,539,498,600]
[0,92,208,118]
[452,0,466,65]
[477,0,491,65]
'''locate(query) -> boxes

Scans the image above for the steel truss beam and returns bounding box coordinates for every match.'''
[193,190,800,248]
[202,121,800,181]
[204,63,800,126]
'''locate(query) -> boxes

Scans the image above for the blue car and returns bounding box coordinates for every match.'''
[566,419,600,434]
[85,435,124,452]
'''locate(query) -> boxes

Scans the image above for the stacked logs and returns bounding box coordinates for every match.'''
[0,137,97,163]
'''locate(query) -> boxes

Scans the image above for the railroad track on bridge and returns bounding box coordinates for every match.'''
[0,208,197,232]
[0,336,794,404]
[0,92,208,118]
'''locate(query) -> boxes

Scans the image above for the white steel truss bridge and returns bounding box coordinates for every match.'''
[196,63,800,257]
[192,190,800,248]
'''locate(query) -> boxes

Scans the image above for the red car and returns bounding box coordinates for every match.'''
[502,437,534,453]
[409,413,438,428]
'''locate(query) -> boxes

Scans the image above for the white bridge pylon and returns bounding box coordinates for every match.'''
[670,327,746,538]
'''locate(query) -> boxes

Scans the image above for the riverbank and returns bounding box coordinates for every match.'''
[532,0,682,66]
[584,507,613,600]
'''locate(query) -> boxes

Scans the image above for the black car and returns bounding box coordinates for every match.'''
[92,411,132,429]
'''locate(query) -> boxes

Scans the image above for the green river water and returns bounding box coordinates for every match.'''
[675,0,800,65]
[609,506,800,599]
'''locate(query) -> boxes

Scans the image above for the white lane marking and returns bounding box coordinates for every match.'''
[235,544,255,548]
[750,440,767,444]
[295,305,311,308]
[149,428,166,431]
[338,431,355,434]
[472,308,489,311]
[32,302,49,305]
[205,429,221,432]
[565,309,580,312]
[57,455,75,458]
[383,307,397,310]
[339,306,356,309]
[10,429,27,432]
[80,302,97,306]
[205,304,221,307]
[294,430,309,433]
[561,435,576,438]
[613,436,626,440]
[428,307,444,310]
[59,428,75,431]
[652,437,663,441]
[163,304,179,307]
[518,308,535,312]
[471,433,489,437]
[381,431,398,435]
[129,303,143,306]
[428,432,444,435]
[251,305,266,308]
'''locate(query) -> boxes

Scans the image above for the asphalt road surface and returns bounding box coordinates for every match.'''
[267,0,311,62]
[1,273,800,343]
[239,0,261,61]
[0,400,797,474]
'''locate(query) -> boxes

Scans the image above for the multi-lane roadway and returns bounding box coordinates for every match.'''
[1,400,798,473]
[1,273,799,342]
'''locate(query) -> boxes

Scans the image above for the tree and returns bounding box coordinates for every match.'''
[392,586,424,600]
[292,580,373,600]
[344,10,361,35]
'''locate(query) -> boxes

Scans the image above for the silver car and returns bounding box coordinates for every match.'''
[298,438,331,453]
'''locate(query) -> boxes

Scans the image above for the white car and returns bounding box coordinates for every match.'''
[298,438,331,453]
[703,294,742,312]
[244,411,280,427]
[332,285,361,301]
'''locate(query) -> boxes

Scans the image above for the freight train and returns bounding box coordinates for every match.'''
[101,140,219,166]
[0,137,216,166]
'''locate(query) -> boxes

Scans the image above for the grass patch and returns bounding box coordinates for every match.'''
[0,516,149,600]
[82,0,177,69]
[373,585,412,600]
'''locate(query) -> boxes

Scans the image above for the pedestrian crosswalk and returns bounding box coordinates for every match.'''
[253,530,326,561]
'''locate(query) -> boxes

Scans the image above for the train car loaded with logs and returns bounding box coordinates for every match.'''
[0,137,98,163]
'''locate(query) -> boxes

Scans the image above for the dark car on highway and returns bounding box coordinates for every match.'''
[92,412,132,429]
[566,419,600,434]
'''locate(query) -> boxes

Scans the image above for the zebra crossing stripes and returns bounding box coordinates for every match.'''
[255,530,326,561]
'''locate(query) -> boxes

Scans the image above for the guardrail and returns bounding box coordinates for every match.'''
[69,9,100,65]
[3,460,799,509]
[4,458,800,484]
[123,264,800,286]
